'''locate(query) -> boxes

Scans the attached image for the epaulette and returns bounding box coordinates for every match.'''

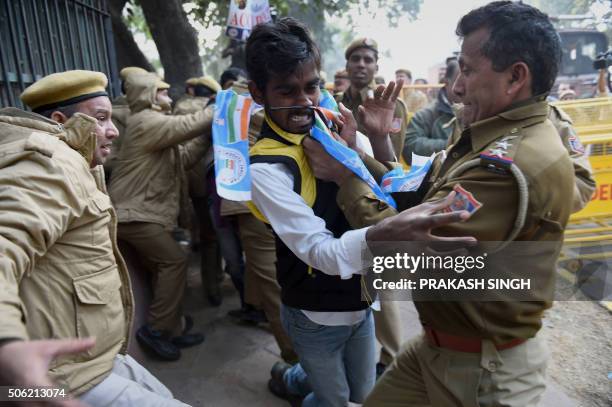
[550,104,573,124]
[24,131,58,158]
[479,127,523,174]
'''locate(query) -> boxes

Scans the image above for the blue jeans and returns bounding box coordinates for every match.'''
[280,304,376,407]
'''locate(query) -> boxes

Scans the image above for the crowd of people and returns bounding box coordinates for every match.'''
[0,0,605,406]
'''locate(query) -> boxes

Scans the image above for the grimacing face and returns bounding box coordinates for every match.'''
[346,48,378,90]
[250,59,320,135]
[452,28,515,126]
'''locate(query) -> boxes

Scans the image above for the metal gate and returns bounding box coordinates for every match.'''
[0,0,119,109]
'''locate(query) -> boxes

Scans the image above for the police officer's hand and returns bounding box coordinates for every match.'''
[0,338,95,406]
[366,191,477,243]
[303,137,353,186]
[357,79,404,138]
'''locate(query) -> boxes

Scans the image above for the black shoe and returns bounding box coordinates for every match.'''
[228,307,268,325]
[270,361,292,383]
[376,362,387,380]
[242,309,268,324]
[268,362,303,406]
[207,293,222,307]
[171,332,205,348]
[136,325,181,361]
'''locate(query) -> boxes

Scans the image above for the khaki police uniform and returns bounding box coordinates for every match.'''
[0,70,135,396]
[173,93,209,116]
[548,105,596,212]
[109,72,212,336]
[173,75,220,116]
[105,67,150,180]
[172,78,222,304]
[338,38,408,367]
[447,103,596,214]
[336,97,574,406]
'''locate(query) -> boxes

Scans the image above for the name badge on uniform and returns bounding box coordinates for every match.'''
[441,184,483,215]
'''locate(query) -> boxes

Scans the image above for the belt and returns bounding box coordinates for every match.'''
[423,326,526,353]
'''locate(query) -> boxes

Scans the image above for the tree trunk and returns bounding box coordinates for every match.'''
[108,0,154,73]
[140,0,203,100]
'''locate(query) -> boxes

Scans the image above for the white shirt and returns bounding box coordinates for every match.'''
[250,133,373,326]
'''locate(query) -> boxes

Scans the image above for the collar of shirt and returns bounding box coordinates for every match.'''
[465,96,550,153]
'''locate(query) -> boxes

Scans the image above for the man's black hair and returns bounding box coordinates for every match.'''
[246,17,321,92]
[220,67,247,88]
[456,1,561,95]
[38,103,78,119]
[193,85,215,98]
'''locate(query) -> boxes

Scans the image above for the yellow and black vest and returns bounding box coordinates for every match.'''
[248,117,368,312]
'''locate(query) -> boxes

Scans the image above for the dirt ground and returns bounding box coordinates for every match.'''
[541,298,612,407]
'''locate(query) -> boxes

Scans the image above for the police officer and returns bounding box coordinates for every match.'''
[339,38,408,159]
[105,66,150,182]
[172,75,225,307]
[173,75,220,115]
[311,2,574,405]
[0,70,187,405]
[109,72,211,361]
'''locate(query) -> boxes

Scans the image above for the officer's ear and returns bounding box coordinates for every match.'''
[506,62,530,97]
[248,80,265,106]
[50,111,68,124]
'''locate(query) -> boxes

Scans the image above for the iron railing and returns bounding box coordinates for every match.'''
[0,0,120,109]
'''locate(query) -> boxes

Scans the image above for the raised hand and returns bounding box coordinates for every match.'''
[357,79,404,139]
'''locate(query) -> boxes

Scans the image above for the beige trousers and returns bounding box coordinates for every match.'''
[374,300,403,366]
[364,333,548,407]
[118,222,187,336]
[237,213,298,363]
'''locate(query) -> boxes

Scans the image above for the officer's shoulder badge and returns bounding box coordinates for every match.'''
[480,130,521,174]
[441,183,483,215]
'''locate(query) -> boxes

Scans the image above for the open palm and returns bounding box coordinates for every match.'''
[358,79,404,138]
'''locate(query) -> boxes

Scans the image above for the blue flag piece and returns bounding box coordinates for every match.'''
[310,110,397,209]
[381,152,435,193]
[212,89,260,201]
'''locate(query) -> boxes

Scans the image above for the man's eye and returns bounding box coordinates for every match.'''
[97,116,106,122]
